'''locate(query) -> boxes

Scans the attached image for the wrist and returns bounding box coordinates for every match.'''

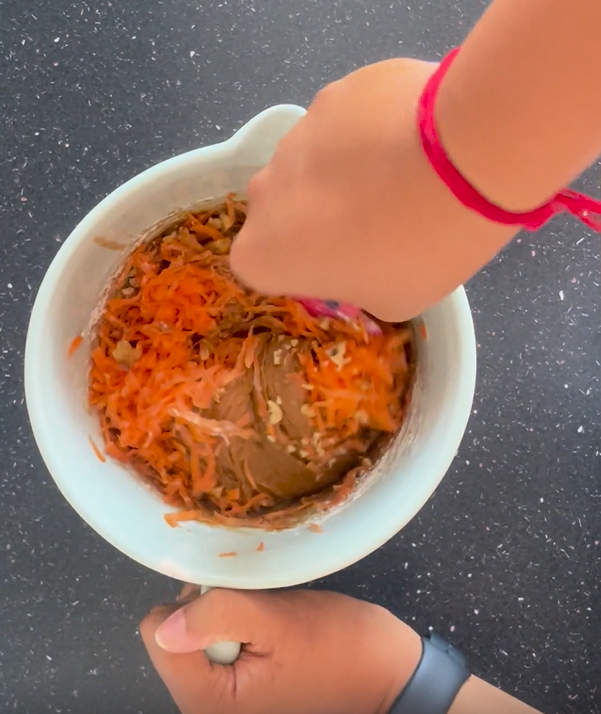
[374,622,422,714]
[362,57,519,321]
[433,58,559,214]
[449,675,544,714]
[433,0,601,215]
[419,50,601,234]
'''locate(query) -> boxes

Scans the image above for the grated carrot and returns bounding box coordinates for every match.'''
[88,197,415,527]
[88,435,106,463]
[218,551,238,558]
[164,510,202,527]
[68,335,83,358]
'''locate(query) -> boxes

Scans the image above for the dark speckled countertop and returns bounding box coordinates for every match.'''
[1,1,599,713]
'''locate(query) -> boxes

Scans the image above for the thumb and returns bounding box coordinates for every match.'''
[155,588,269,654]
[229,220,281,296]
[230,170,298,296]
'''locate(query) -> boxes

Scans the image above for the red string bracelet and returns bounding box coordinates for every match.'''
[418,47,601,232]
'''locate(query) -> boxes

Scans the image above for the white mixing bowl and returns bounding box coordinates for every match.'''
[25,105,476,589]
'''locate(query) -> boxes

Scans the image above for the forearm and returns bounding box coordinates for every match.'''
[436,0,601,212]
[383,628,544,714]
[451,675,543,714]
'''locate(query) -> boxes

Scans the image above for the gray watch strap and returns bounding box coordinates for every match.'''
[388,634,470,714]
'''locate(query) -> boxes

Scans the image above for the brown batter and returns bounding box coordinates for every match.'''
[209,334,370,506]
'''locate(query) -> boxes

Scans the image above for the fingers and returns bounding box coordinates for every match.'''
[139,603,212,683]
[140,603,230,714]
[155,589,270,655]
[230,124,313,297]
[178,583,201,602]
[230,165,289,295]
[139,602,182,648]
[139,583,199,652]
[230,169,283,295]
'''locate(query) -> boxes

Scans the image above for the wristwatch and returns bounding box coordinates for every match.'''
[388,634,471,714]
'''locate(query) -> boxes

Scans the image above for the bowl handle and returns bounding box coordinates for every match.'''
[230,104,306,165]
[199,586,242,665]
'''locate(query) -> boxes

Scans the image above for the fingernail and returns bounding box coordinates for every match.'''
[155,609,187,651]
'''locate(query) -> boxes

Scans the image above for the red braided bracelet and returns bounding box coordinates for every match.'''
[418,48,601,231]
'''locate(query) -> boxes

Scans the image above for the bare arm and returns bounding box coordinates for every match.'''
[232,1,601,320]
[437,0,601,212]
[451,675,543,714]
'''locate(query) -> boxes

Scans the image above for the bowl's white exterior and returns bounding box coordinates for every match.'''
[25,105,476,589]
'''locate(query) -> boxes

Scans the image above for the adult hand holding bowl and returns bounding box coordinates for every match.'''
[24,105,476,592]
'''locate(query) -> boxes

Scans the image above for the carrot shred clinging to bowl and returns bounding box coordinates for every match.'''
[68,335,83,358]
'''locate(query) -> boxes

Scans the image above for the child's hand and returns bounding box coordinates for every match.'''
[140,586,422,714]
[230,58,516,322]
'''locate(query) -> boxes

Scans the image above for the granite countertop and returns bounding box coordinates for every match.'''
[0,1,599,713]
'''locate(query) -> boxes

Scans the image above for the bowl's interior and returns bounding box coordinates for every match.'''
[26,113,476,588]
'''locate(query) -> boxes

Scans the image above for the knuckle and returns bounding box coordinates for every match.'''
[230,233,273,293]
[139,604,176,640]
[312,84,334,108]
[246,168,269,202]
[204,587,243,614]
[138,613,159,642]
[207,588,254,615]
[228,231,253,273]
[184,588,235,633]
